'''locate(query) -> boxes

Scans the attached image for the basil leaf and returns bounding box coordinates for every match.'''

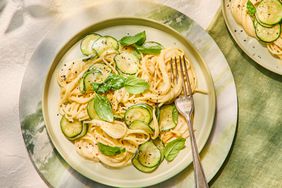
[92,82,100,91]
[103,74,126,90]
[136,41,163,55]
[92,74,149,94]
[120,31,146,46]
[95,84,109,94]
[247,0,256,17]
[97,142,126,156]
[94,94,114,122]
[172,105,178,125]
[92,74,126,94]
[164,138,186,162]
[124,76,149,94]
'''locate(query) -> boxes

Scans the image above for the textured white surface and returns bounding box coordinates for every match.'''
[0,0,220,187]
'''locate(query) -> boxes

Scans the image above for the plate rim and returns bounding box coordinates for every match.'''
[222,0,282,75]
[42,17,216,187]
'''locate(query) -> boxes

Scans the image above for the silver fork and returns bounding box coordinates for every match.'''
[171,55,209,188]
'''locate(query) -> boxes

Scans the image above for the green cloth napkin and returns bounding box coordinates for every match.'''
[208,13,282,188]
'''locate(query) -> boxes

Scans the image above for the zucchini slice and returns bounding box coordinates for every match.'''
[159,104,178,131]
[79,77,85,94]
[80,33,101,55]
[121,46,142,60]
[255,21,281,42]
[255,0,282,25]
[68,123,88,141]
[89,63,112,81]
[87,99,100,120]
[88,63,112,84]
[152,138,165,162]
[137,141,161,168]
[124,104,153,126]
[155,106,161,121]
[129,120,153,134]
[79,63,112,93]
[115,52,139,75]
[60,116,87,140]
[84,71,100,92]
[92,36,119,56]
[132,154,157,173]
[256,18,274,28]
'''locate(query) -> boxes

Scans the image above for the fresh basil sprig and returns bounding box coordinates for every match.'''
[136,41,163,55]
[164,138,186,162]
[124,76,149,94]
[92,74,149,94]
[97,142,126,156]
[120,31,163,55]
[94,94,114,122]
[120,31,146,46]
[92,74,126,94]
[247,0,256,17]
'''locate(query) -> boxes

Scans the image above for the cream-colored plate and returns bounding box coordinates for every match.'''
[42,18,216,187]
[222,0,282,75]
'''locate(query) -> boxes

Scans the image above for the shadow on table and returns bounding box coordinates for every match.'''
[208,115,239,187]
[208,12,282,187]
[239,50,282,82]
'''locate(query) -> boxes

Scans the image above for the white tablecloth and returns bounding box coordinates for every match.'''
[0,0,220,187]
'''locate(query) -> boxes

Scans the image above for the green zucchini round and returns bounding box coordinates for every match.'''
[255,21,281,43]
[124,104,153,126]
[80,33,101,56]
[114,52,139,75]
[255,0,282,25]
[137,141,161,168]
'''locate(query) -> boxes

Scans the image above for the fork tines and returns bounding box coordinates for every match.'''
[170,55,193,96]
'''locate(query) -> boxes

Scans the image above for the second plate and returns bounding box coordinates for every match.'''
[222,0,282,75]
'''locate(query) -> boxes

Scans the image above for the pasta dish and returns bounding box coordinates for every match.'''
[56,31,199,172]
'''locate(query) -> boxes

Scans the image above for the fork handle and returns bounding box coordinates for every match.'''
[185,116,209,188]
